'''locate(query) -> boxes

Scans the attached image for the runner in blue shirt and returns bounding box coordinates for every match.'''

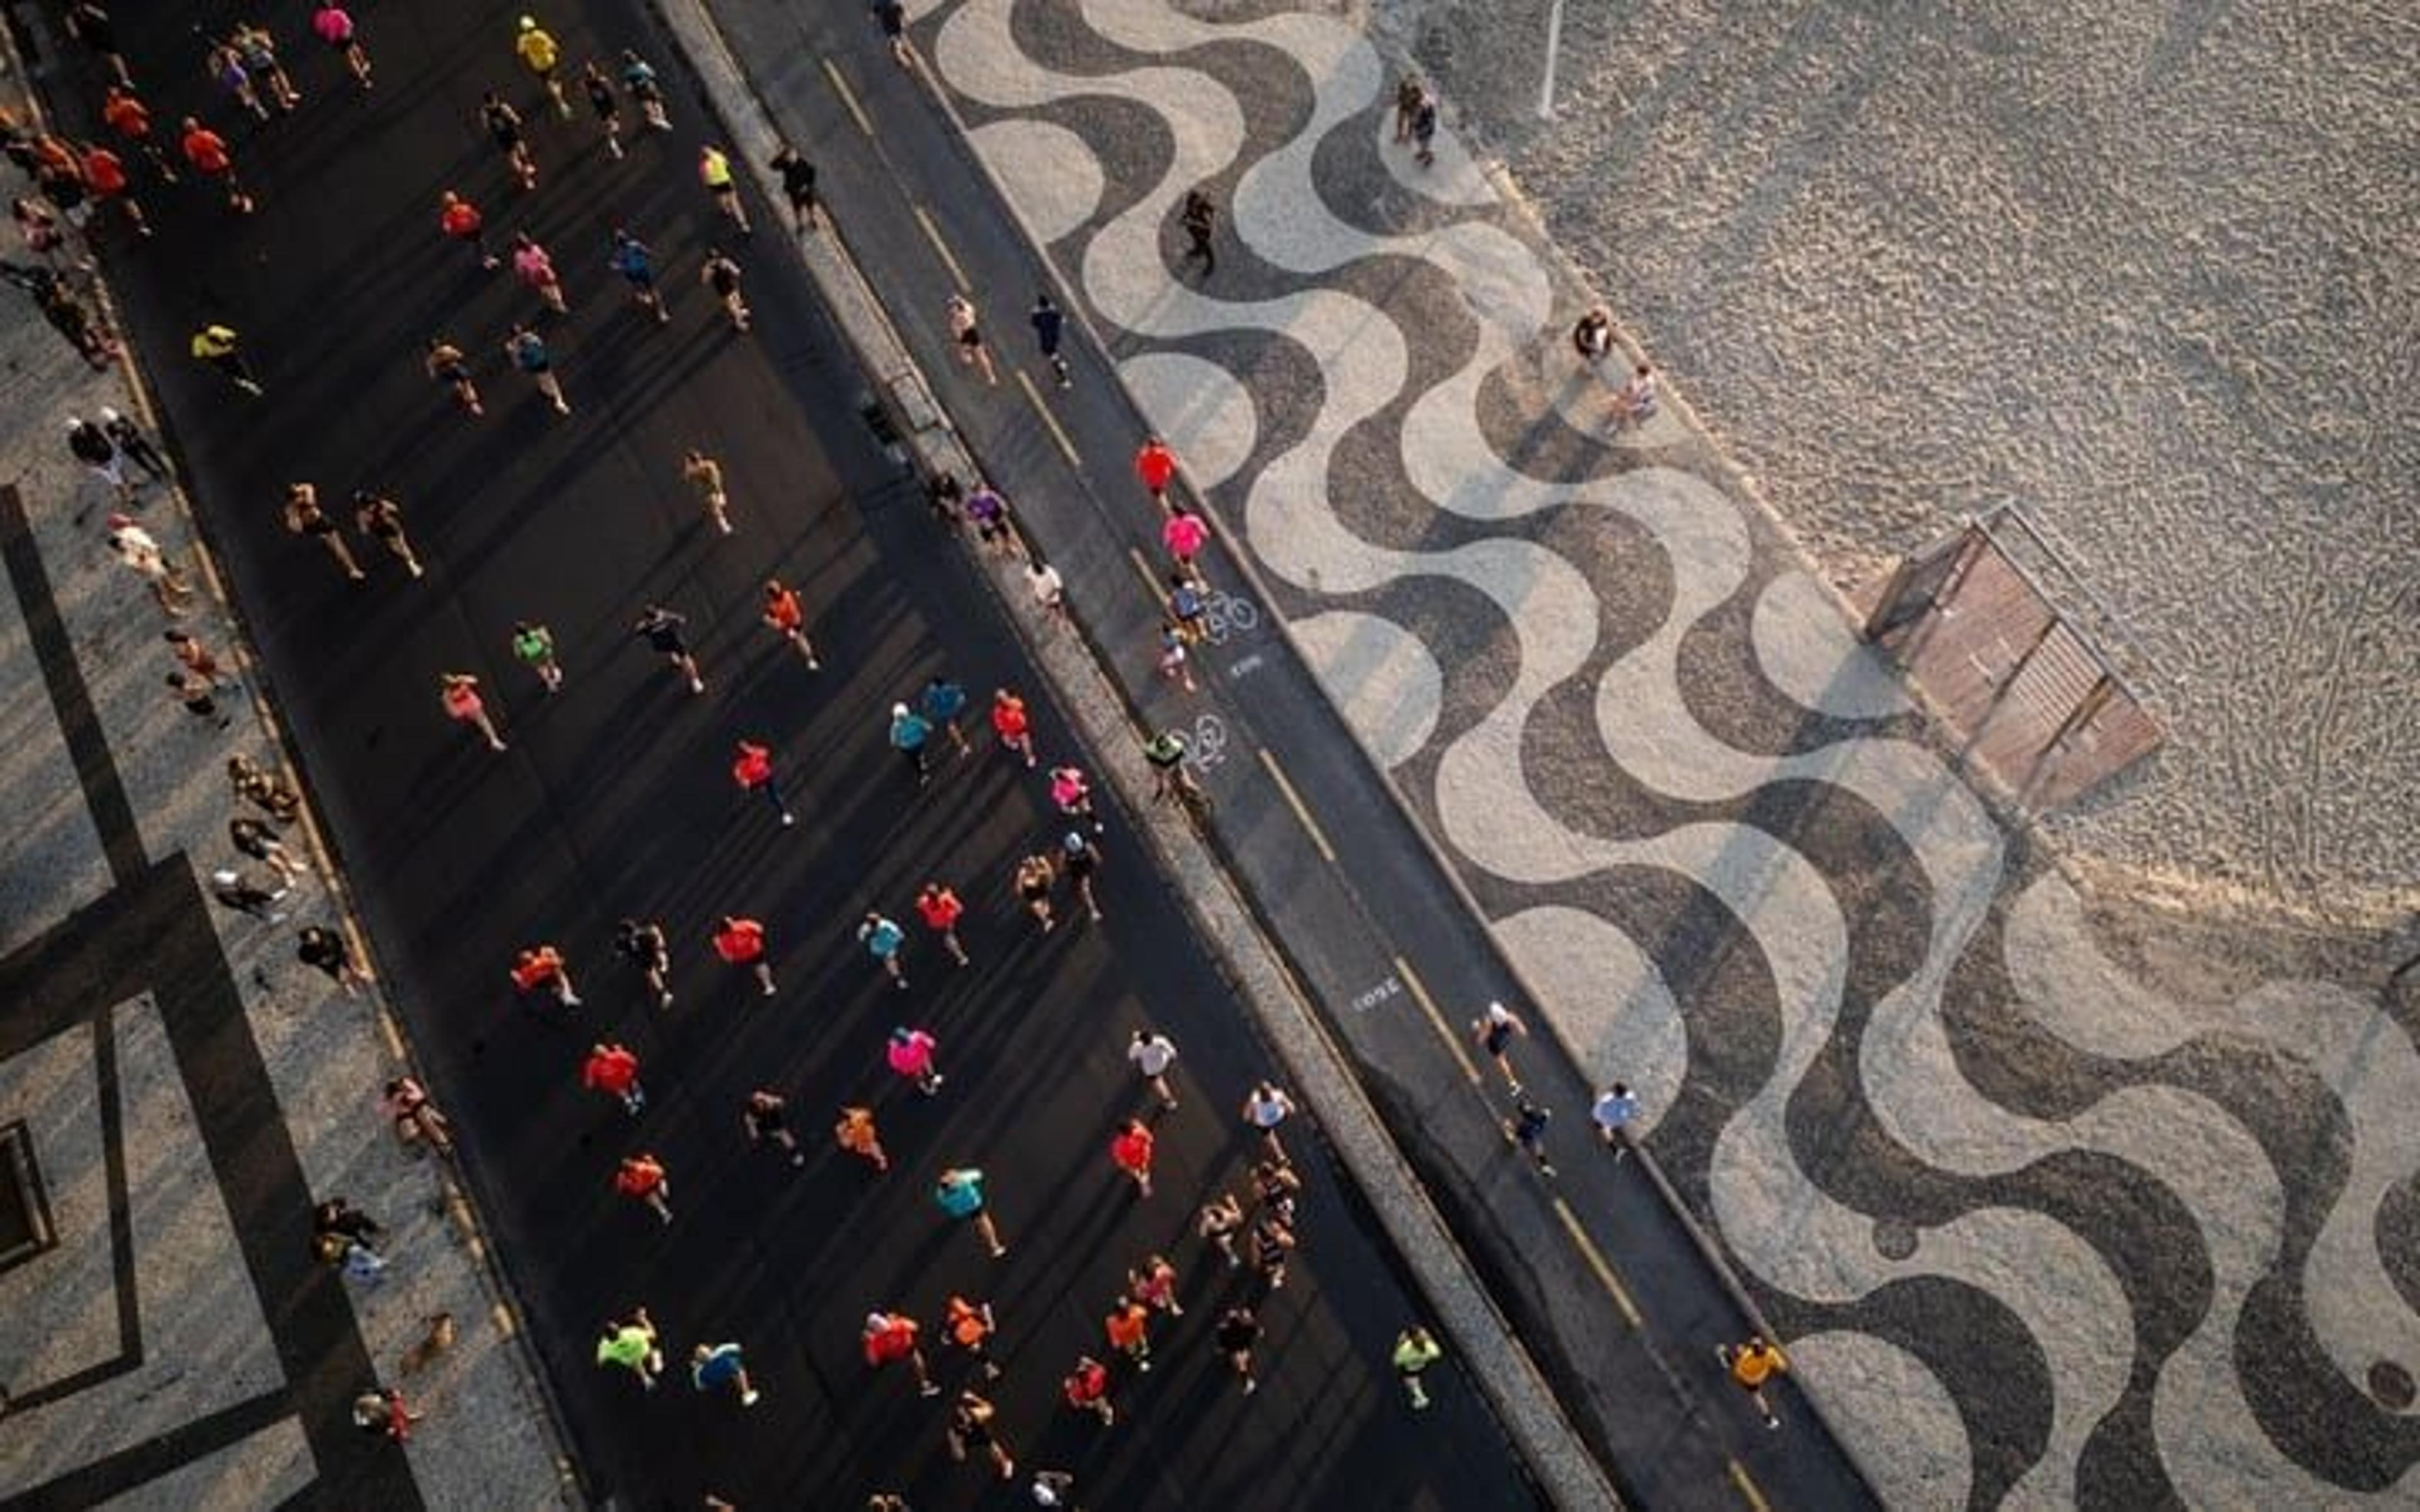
[889,701,932,782]
[689,1341,761,1406]
[919,675,971,756]
[608,227,667,324]
[859,911,909,990]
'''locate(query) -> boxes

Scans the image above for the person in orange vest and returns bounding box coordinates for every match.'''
[711,915,776,995]
[580,1041,644,1115]
[730,740,795,827]
[509,942,579,1008]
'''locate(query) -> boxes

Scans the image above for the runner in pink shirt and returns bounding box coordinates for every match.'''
[1162,508,1209,574]
[885,1026,943,1096]
[510,232,569,313]
[311,3,373,89]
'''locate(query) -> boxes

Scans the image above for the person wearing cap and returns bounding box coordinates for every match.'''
[66,416,133,503]
[99,407,167,481]
[887,701,931,782]
[1469,1000,1529,1093]
[513,15,569,116]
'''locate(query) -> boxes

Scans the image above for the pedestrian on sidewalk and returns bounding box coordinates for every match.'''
[712,914,777,996]
[834,1104,889,1172]
[1470,1000,1528,1092]
[919,675,971,756]
[700,247,751,331]
[282,483,365,582]
[1572,306,1613,369]
[1049,764,1101,832]
[169,668,231,728]
[425,337,486,416]
[1129,1253,1182,1318]
[311,1196,383,1279]
[312,2,373,89]
[1127,1029,1178,1109]
[731,739,796,827]
[510,942,581,1009]
[239,818,305,883]
[698,145,751,234]
[101,407,166,481]
[1163,507,1209,577]
[756,579,819,668]
[1060,832,1104,921]
[1392,1326,1442,1409]
[1028,558,1071,626]
[874,0,913,67]
[691,1341,762,1406]
[991,687,1037,767]
[227,753,299,824]
[681,449,732,534]
[509,231,570,314]
[859,912,910,989]
[1504,1094,1555,1177]
[1393,74,1426,143]
[512,619,563,692]
[1717,1336,1789,1429]
[888,701,932,782]
[437,190,500,268]
[171,628,231,697]
[100,85,175,183]
[620,49,672,130]
[177,117,253,212]
[1178,190,1216,275]
[1198,1189,1245,1266]
[1214,1305,1262,1394]
[936,1167,1006,1257]
[596,1308,662,1389]
[481,91,539,190]
[441,672,507,752]
[946,1294,1004,1380]
[1242,1081,1295,1161]
[1134,435,1178,508]
[914,882,971,966]
[352,1385,422,1443]
[1249,1210,1296,1290]
[298,923,370,994]
[742,1089,805,1165]
[770,144,819,232]
[79,143,149,237]
[67,416,134,504]
[1103,1295,1150,1372]
[504,324,570,413]
[579,59,624,158]
[1013,852,1056,934]
[35,274,116,372]
[614,1152,674,1224]
[604,228,669,323]
[11,195,67,268]
[210,865,285,921]
[633,604,705,693]
[1109,1118,1155,1198]
[1609,363,1659,430]
[1411,93,1439,167]
[1591,1082,1639,1158]
[615,917,674,1007]
[189,322,262,394]
[354,491,424,578]
[383,1076,453,1154]
[1061,1355,1114,1424]
[1028,292,1071,388]
[948,1390,1015,1480]
[945,294,998,385]
[863,1309,941,1397]
[965,479,1018,558]
[581,1040,645,1116]
[514,16,570,117]
[108,515,191,613]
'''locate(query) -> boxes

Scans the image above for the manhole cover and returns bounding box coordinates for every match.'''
[2368,1360,2415,1411]
[1872,1215,1919,1261]
[0,1121,58,1274]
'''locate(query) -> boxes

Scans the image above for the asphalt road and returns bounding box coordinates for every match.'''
[35,0,1540,1506]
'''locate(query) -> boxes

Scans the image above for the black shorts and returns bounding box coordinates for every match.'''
[957,325,982,349]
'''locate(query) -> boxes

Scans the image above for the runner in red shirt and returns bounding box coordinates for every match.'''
[78,142,147,236]
[580,1041,645,1115]
[861,1310,941,1397]
[712,914,776,996]
[758,578,821,668]
[989,687,1036,768]
[178,117,253,214]
[613,1152,672,1223]
[1134,435,1177,507]
[509,943,580,1008]
[436,188,498,268]
[913,882,971,966]
[100,86,175,183]
[730,740,795,827]
[1061,1355,1115,1424]
[1109,1118,1155,1198]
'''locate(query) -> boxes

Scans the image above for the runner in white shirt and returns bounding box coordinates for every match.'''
[1127,1029,1178,1109]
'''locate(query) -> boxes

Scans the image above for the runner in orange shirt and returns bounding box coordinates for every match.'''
[989,687,1036,767]
[1717,1336,1789,1429]
[101,84,175,182]
[436,189,498,268]
[943,1295,1003,1381]
[861,1310,940,1397]
[178,116,253,213]
[914,881,971,966]
[1103,1296,1151,1372]
[613,1152,672,1223]
[834,1105,889,1172]
[711,914,776,995]
[759,578,820,667]
[78,140,148,236]
[509,943,580,1008]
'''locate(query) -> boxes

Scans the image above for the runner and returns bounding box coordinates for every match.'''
[689,1341,761,1406]
[1061,1354,1114,1424]
[1028,292,1071,388]
[887,701,931,783]
[711,914,777,996]
[1197,1190,1245,1267]
[946,1390,1015,1480]
[581,1040,645,1116]
[742,1089,805,1166]
[1249,1210,1296,1291]
[424,336,485,415]
[100,84,175,183]
[514,16,570,117]
[697,145,751,234]
[1242,1081,1296,1161]
[504,324,570,414]
[862,1310,940,1397]
[1049,764,1102,833]
[914,882,971,966]
[769,144,819,232]
[619,49,672,131]
[990,687,1037,767]
[614,1152,674,1224]
[944,1295,1003,1381]
[885,1026,942,1095]
[311,2,373,90]
[78,140,148,238]
[919,674,971,756]
[858,912,909,989]
[579,59,623,158]
[1504,1094,1555,1177]
[632,604,705,693]
[759,578,819,666]
[1102,1295,1150,1372]
[511,619,563,692]
[509,942,580,1008]
[1468,1000,1528,1092]
[945,294,998,386]
[700,247,751,331]
[1251,1156,1303,1223]
[873,0,913,67]
[439,673,506,752]
[1717,1336,1789,1429]
[299,925,370,994]
[935,1168,1005,1257]
[731,739,796,827]
[283,482,366,582]
[1134,435,1178,508]
[354,491,423,579]
[1590,1081,1640,1159]
[1392,1326,1443,1409]
[509,231,570,314]
[1060,831,1103,922]
[1156,618,1196,694]
[479,91,539,190]
[964,479,1017,558]
[1163,505,1210,577]
[596,1308,662,1389]
[1168,571,1207,643]
[834,1104,889,1172]
[1108,1118,1155,1198]
[1129,1253,1182,1318]
[668,447,733,534]
[1127,1029,1178,1109]
[1214,1306,1262,1393]
[204,43,269,124]
[614,917,673,1007]
[107,513,192,612]
[1026,558,1068,627]
[1013,852,1056,934]
[178,117,253,212]
[437,188,500,268]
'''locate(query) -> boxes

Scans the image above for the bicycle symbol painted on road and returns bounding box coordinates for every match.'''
[1190,711,1231,769]
[1201,588,1259,646]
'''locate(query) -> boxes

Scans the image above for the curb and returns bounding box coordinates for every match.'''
[652,1,1620,1506]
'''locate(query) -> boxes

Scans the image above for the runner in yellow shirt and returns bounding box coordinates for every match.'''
[1717,1334,1789,1429]
[514,16,570,117]
[697,144,751,236]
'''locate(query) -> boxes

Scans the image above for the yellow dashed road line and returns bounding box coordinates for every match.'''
[819,58,873,137]
[1394,956,1483,1086]
[1729,1458,1772,1512]
[1552,1196,1644,1328]
[1257,748,1338,864]
[1017,370,1081,467]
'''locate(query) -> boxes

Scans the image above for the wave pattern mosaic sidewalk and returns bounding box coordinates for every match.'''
[908,0,2420,1503]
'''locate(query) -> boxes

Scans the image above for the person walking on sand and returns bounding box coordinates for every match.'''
[581,1040,645,1116]
[512,619,563,692]
[614,1152,674,1224]
[834,1104,889,1172]
[596,1308,662,1389]
[886,1025,943,1095]
[504,324,569,413]
[354,491,423,578]
[760,578,819,666]
[863,1310,941,1397]
[682,449,731,534]
[425,336,485,415]
[1109,1118,1155,1198]
[712,914,777,997]
[946,294,998,385]
[283,483,364,582]
[633,604,705,693]
[509,942,580,1009]
[742,1089,805,1166]
[936,1168,1005,1257]
[731,740,796,827]
[441,673,506,752]
[1127,1029,1178,1109]
[915,882,971,966]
